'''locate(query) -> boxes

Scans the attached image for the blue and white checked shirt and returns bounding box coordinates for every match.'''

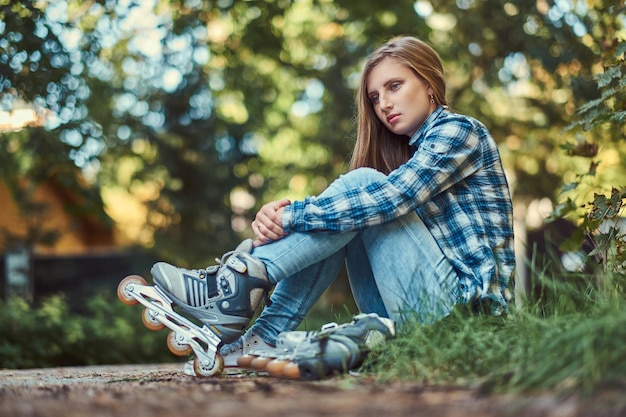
[282,107,515,315]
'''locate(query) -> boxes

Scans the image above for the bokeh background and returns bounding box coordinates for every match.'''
[1,0,624,369]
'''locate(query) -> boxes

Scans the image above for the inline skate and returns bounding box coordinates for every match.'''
[117,239,272,377]
[239,313,396,380]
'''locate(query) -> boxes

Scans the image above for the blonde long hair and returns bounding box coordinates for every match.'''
[350,36,448,174]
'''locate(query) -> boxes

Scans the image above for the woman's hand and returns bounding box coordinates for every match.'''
[252,198,291,247]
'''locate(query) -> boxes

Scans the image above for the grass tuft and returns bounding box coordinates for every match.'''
[365,266,626,394]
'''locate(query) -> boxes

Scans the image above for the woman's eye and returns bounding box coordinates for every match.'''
[370,95,379,104]
[390,82,401,91]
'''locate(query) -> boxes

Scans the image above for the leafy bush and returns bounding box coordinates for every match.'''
[553,31,626,274]
[0,293,173,369]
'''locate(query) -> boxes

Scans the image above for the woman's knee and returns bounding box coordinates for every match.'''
[320,167,385,197]
[338,167,387,189]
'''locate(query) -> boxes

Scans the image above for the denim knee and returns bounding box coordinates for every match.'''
[338,167,387,189]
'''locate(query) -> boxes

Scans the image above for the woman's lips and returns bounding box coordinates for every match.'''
[387,113,400,124]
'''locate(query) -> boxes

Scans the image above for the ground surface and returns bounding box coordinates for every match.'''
[1,364,625,417]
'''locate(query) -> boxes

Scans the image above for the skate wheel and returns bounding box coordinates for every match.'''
[142,308,166,331]
[167,331,193,356]
[295,359,329,381]
[117,275,147,305]
[282,361,301,380]
[266,359,288,376]
[193,354,224,377]
[250,356,272,370]
[236,354,256,368]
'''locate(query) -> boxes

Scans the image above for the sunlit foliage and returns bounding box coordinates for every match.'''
[1,0,624,266]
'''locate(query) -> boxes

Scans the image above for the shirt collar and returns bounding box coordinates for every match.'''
[409,106,445,147]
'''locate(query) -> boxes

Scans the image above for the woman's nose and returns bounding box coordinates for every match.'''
[379,94,392,110]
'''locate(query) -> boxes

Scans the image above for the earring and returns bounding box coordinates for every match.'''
[430,95,435,104]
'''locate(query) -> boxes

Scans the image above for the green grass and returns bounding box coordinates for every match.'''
[365,268,626,394]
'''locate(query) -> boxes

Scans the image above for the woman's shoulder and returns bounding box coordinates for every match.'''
[435,108,484,129]
[428,109,483,139]
[411,108,490,147]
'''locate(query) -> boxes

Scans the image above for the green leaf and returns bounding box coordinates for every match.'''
[588,233,612,257]
[561,140,598,157]
[588,189,624,221]
[560,182,579,193]
[594,66,621,88]
[549,198,578,219]
[608,111,626,123]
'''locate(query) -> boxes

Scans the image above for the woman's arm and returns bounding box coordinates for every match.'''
[283,116,485,233]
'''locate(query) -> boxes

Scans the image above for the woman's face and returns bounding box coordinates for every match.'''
[366,57,435,137]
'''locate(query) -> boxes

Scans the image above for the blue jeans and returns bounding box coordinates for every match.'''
[249,168,460,344]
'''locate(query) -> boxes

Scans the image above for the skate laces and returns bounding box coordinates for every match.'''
[215,248,236,266]
[191,251,241,278]
[206,249,236,272]
[221,333,273,356]
[209,245,250,275]
[214,239,253,269]
[221,337,244,355]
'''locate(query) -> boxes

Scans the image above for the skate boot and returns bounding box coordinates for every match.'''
[238,328,314,372]
[266,313,396,380]
[117,239,272,377]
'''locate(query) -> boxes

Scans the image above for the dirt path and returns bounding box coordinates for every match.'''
[0,364,624,417]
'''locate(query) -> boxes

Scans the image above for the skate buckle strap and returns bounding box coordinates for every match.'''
[320,322,338,332]
[226,256,248,273]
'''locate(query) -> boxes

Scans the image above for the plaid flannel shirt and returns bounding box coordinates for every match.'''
[282,107,515,315]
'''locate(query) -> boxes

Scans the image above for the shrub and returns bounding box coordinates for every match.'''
[0,293,173,369]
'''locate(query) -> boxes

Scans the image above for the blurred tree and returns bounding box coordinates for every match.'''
[0,0,110,252]
[1,0,623,267]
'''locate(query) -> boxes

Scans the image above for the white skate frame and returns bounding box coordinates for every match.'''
[123,281,223,371]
